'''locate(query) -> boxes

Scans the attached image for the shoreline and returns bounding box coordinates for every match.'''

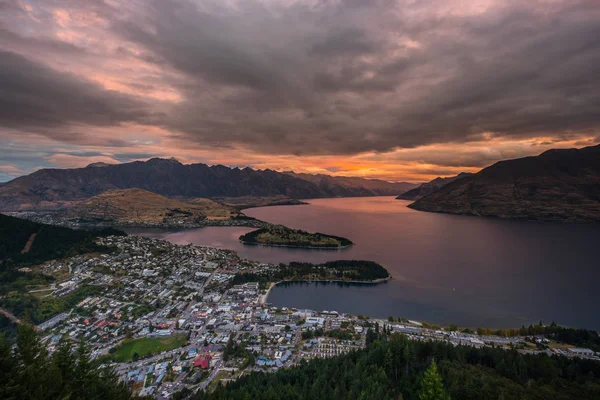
[260,276,392,305]
[260,282,278,305]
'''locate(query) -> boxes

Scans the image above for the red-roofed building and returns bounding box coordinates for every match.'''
[93,319,108,330]
[194,355,211,369]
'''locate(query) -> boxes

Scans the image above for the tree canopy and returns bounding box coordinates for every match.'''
[0,325,148,400]
[190,332,600,400]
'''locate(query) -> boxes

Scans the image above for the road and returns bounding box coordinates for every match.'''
[0,307,22,325]
[198,359,223,391]
[20,232,37,254]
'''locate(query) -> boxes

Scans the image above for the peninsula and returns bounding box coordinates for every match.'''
[231,260,391,303]
[239,224,353,249]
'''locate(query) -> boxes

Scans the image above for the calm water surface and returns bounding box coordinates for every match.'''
[128,197,600,329]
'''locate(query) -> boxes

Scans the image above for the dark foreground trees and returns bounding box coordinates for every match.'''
[191,333,600,400]
[0,325,147,400]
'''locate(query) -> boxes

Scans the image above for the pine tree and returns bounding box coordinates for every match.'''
[0,326,146,400]
[0,334,17,399]
[14,324,61,400]
[418,360,450,400]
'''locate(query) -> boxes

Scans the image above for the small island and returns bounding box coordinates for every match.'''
[239,224,353,249]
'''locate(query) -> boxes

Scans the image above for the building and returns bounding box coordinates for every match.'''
[194,354,211,369]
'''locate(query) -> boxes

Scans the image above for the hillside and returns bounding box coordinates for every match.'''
[0,214,124,267]
[397,173,471,200]
[63,188,242,225]
[409,145,600,222]
[0,159,418,211]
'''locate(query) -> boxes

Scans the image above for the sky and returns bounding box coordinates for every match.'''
[1,0,599,183]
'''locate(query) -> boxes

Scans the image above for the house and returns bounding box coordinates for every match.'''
[188,348,198,358]
[568,348,595,356]
[306,317,325,326]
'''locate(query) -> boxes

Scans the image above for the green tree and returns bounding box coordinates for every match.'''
[418,360,450,400]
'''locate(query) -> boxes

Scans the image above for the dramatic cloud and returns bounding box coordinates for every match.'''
[0,50,149,130]
[0,0,599,181]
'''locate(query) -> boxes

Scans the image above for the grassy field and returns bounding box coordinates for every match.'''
[110,334,188,362]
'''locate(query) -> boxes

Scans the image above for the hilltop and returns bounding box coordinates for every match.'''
[409,144,600,222]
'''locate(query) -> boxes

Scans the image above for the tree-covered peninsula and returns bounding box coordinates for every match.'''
[231,260,390,287]
[239,225,353,248]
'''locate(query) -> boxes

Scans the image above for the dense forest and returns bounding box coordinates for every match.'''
[0,325,148,400]
[192,331,600,400]
[0,214,125,268]
[231,260,390,287]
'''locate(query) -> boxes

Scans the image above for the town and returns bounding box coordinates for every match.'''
[30,235,600,399]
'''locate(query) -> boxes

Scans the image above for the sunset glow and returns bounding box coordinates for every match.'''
[1,0,599,182]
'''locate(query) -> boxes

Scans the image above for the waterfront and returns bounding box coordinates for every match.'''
[129,196,600,330]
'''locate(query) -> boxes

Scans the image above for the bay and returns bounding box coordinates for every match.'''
[128,196,600,329]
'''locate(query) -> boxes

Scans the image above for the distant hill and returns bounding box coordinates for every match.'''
[396,173,472,200]
[409,144,600,222]
[285,172,418,197]
[0,158,419,211]
[63,188,242,225]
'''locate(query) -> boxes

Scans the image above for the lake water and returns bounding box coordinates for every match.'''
[128,196,600,330]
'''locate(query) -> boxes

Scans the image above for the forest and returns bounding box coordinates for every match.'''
[191,330,600,400]
[0,214,125,268]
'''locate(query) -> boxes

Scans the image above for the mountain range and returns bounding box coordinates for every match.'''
[0,158,418,211]
[408,144,600,222]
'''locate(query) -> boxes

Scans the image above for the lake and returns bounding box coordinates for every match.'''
[128,196,600,330]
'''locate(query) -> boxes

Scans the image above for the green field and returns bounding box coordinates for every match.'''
[109,334,187,362]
